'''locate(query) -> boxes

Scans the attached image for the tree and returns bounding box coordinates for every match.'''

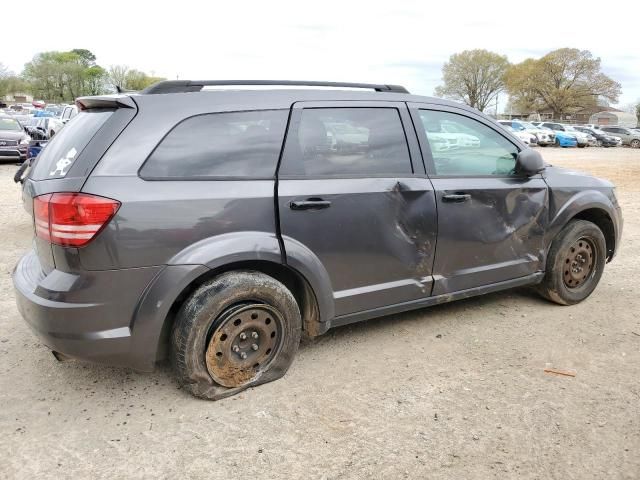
[434,49,510,112]
[0,63,30,99]
[107,65,164,91]
[505,48,621,118]
[108,65,130,90]
[23,49,108,101]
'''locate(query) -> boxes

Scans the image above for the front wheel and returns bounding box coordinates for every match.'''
[172,271,302,400]
[537,220,606,305]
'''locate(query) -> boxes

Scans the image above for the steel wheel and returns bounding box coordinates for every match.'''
[562,237,597,289]
[205,303,284,388]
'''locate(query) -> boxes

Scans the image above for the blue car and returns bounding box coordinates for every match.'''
[553,130,578,147]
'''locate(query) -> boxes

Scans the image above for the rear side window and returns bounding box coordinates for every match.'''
[140,110,289,179]
[281,108,412,176]
[30,110,113,180]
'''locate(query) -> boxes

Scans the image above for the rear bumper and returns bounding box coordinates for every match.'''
[13,250,163,370]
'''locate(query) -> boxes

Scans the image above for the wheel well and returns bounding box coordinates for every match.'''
[157,261,321,360]
[572,208,615,261]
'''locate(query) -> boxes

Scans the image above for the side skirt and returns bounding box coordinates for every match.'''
[328,272,544,329]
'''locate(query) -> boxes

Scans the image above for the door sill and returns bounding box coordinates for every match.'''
[328,272,544,329]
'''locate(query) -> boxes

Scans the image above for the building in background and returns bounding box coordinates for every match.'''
[588,109,638,127]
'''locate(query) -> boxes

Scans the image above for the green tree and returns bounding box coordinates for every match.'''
[435,49,511,112]
[23,49,108,101]
[505,48,621,118]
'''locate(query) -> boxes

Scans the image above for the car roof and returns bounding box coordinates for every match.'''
[78,81,484,117]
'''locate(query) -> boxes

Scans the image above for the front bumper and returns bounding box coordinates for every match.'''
[12,249,162,370]
[0,147,26,161]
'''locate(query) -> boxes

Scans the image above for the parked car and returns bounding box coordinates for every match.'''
[564,125,598,146]
[541,123,589,148]
[0,115,30,162]
[13,80,623,400]
[542,127,577,147]
[573,126,618,147]
[503,124,537,145]
[424,122,481,150]
[24,116,64,138]
[498,120,554,146]
[599,126,640,148]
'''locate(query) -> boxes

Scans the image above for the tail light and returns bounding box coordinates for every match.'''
[33,193,120,247]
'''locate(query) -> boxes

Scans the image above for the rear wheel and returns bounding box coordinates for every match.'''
[631,139,640,149]
[537,220,606,305]
[172,271,302,400]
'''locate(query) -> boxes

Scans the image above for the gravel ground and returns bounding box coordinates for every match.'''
[1,147,639,479]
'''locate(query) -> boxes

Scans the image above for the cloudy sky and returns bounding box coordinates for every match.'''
[4,0,639,109]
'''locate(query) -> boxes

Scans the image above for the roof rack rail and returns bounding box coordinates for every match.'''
[142,80,409,95]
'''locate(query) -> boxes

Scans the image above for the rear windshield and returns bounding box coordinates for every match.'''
[30,110,113,180]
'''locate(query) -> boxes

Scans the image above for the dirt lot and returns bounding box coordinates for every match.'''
[1,148,638,480]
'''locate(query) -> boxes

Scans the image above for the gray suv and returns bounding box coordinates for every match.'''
[598,126,640,148]
[13,80,623,400]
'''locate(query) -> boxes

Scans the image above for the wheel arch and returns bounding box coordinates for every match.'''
[129,232,334,370]
[547,193,618,262]
[571,208,616,261]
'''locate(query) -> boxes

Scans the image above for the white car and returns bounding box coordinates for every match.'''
[563,125,595,147]
[503,124,537,145]
[25,116,64,138]
[498,120,553,146]
[425,131,481,151]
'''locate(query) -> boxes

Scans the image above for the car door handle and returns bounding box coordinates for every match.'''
[289,198,332,210]
[442,193,471,203]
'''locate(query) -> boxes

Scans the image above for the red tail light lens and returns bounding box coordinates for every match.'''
[33,193,120,247]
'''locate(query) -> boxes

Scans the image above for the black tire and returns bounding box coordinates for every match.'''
[631,139,640,149]
[172,271,302,400]
[537,220,606,305]
[577,143,586,148]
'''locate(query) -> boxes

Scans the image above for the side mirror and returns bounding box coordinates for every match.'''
[515,148,545,176]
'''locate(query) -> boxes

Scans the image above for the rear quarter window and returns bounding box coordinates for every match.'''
[140,110,289,179]
[30,110,114,180]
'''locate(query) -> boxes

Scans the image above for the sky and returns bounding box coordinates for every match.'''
[3,0,639,110]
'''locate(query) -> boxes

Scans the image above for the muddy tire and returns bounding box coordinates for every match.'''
[172,271,301,400]
[537,220,606,305]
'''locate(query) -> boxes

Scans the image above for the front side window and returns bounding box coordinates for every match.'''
[140,110,289,179]
[282,107,412,176]
[418,110,518,176]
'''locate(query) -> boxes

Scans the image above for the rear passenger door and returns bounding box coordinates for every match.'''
[277,102,438,317]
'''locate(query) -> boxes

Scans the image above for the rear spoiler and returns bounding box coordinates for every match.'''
[75,95,137,110]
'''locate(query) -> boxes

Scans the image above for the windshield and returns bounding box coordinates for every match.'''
[0,117,22,131]
[518,121,536,129]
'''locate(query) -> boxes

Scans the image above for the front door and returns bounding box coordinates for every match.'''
[277,101,438,317]
[410,103,548,295]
